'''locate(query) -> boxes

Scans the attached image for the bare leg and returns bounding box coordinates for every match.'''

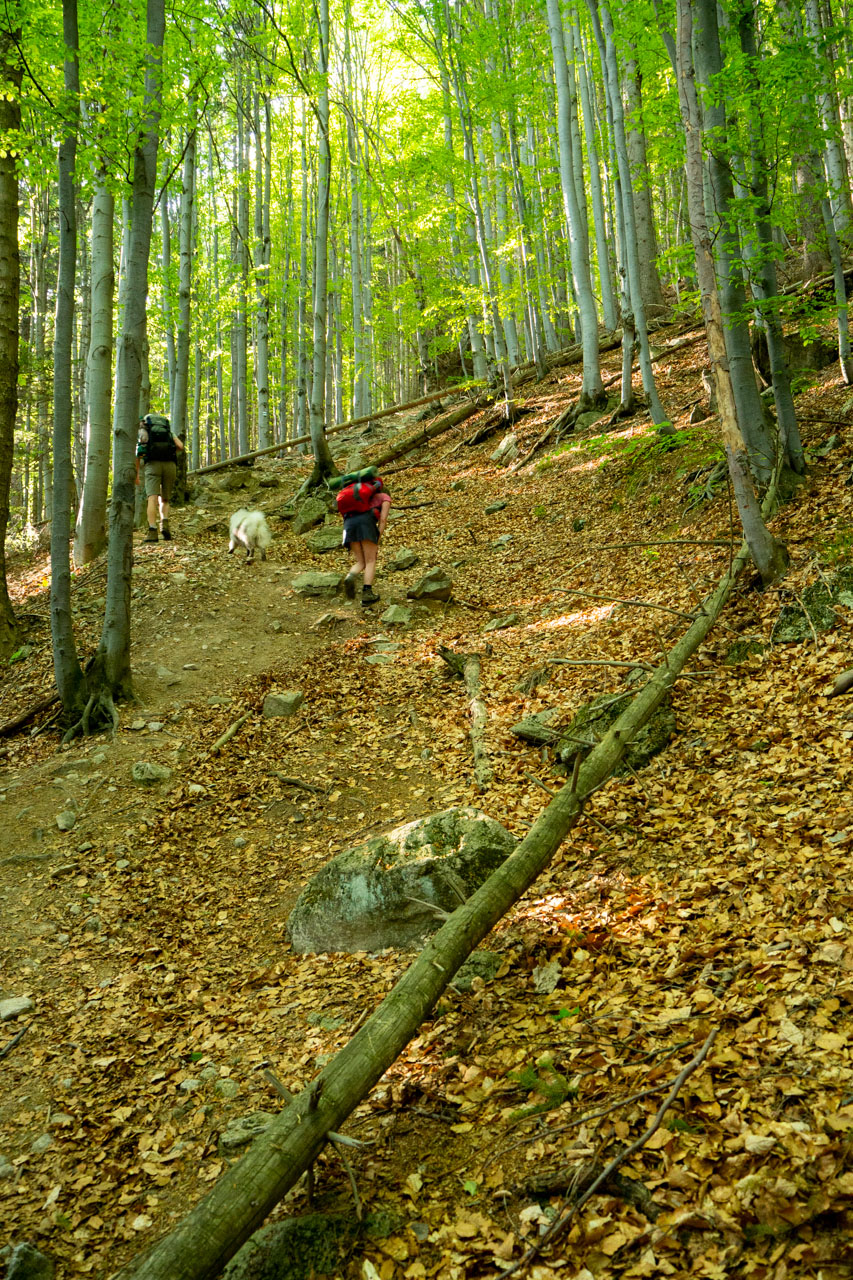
[146,494,159,527]
[361,539,379,585]
[349,542,367,573]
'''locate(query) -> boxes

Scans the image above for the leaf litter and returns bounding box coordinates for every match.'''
[0,337,852,1278]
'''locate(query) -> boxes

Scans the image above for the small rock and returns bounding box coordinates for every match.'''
[199,1066,219,1083]
[234,837,247,848]
[390,548,418,571]
[268,620,283,633]
[0,996,33,1021]
[312,611,348,629]
[179,1078,201,1094]
[30,1133,53,1155]
[147,721,165,732]
[0,1156,14,1180]
[187,783,205,796]
[291,496,329,535]
[572,517,586,532]
[155,666,182,686]
[182,662,199,670]
[262,690,304,718]
[380,605,411,627]
[170,572,187,586]
[450,479,465,491]
[364,653,394,665]
[56,810,76,832]
[291,571,343,597]
[48,1113,74,1128]
[407,567,453,601]
[305,526,344,555]
[484,500,507,514]
[129,718,147,731]
[492,534,513,549]
[83,915,101,934]
[214,1079,240,1100]
[490,432,518,464]
[131,762,173,786]
[218,1110,277,1156]
[5,1243,55,1279]
[483,612,519,632]
[115,860,130,871]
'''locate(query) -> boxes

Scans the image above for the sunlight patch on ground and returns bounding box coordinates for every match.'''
[524,603,616,633]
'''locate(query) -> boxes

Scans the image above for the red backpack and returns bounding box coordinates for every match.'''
[336,477,382,516]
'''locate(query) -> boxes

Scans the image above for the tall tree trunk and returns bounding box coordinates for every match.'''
[588,0,668,424]
[575,19,618,331]
[622,44,664,308]
[0,10,22,659]
[803,0,853,243]
[544,0,604,409]
[296,102,309,441]
[74,170,114,564]
[254,89,271,449]
[160,162,176,414]
[173,111,195,447]
[307,0,336,481]
[675,0,787,585]
[235,76,250,455]
[76,0,166,738]
[51,0,85,721]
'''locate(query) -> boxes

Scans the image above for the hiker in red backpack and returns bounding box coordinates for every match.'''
[332,468,391,608]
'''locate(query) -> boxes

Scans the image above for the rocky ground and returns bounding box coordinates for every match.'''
[2,331,853,1280]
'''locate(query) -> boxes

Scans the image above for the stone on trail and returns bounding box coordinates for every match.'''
[380,605,411,626]
[291,496,329,535]
[390,548,418,570]
[292,571,343,597]
[218,1111,276,1157]
[55,809,76,832]
[483,612,519,632]
[222,1213,360,1280]
[4,1243,55,1280]
[262,690,304,717]
[484,500,507,514]
[286,806,517,953]
[0,996,33,1021]
[131,761,172,786]
[407,567,452,601]
[305,526,344,555]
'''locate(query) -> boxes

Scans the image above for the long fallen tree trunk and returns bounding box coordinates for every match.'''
[369,396,487,469]
[189,388,461,477]
[115,538,750,1280]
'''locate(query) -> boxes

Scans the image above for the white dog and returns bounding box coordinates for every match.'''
[229,509,272,563]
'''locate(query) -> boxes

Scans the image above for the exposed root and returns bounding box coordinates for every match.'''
[62,689,119,744]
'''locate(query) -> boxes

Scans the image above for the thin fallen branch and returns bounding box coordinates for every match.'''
[269,773,327,795]
[210,711,251,755]
[502,1028,718,1277]
[596,538,735,550]
[0,691,60,738]
[549,659,655,671]
[0,1022,30,1061]
[560,587,698,621]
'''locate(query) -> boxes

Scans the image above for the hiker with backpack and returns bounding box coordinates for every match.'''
[331,467,391,608]
[136,413,184,543]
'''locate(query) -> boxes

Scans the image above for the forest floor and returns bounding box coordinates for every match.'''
[2,329,853,1280]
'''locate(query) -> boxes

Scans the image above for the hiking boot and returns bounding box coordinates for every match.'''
[343,571,359,600]
[361,585,379,607]
[161,522,172,541]
[144,526,158,543]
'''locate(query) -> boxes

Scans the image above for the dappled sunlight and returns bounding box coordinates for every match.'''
[524,603,616,632]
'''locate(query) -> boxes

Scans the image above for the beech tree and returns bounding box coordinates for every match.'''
[0,7,22,660]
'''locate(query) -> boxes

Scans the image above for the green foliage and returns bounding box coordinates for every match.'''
[817,525,853,566]
[508,1054,576,1122]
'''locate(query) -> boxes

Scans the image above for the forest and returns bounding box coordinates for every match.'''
[1,0,853,1276]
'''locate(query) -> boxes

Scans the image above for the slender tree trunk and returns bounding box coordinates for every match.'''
[545,0,604,408]
[254,89,271,449]
[0,12,22,658]
[74,170,114,564]
[77,0,166,737]
[622,44,664,308]
[296,102,309,440]
[575,20,618,331]
[172,111,195,446]
[51,0,85,721]
[588,0,668,424]
[307,0,336,481]
[803,0,853,242]
[160,162,176,414]
[236,76,250,455]
[675,0,787,585]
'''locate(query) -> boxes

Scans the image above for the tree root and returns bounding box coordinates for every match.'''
[61,688,119,744]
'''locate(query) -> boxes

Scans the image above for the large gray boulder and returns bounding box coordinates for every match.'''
[291,571,343,597]
[407,567,452,601]
[287,807,517,953]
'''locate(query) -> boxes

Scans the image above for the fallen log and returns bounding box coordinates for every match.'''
[0,691,60,738]
[439,647,492,789]
[114,537,751,1280]
[189,388,464,476]
[366,397,487,468]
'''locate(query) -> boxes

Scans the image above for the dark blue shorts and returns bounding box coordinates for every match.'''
[342,512,379,546]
